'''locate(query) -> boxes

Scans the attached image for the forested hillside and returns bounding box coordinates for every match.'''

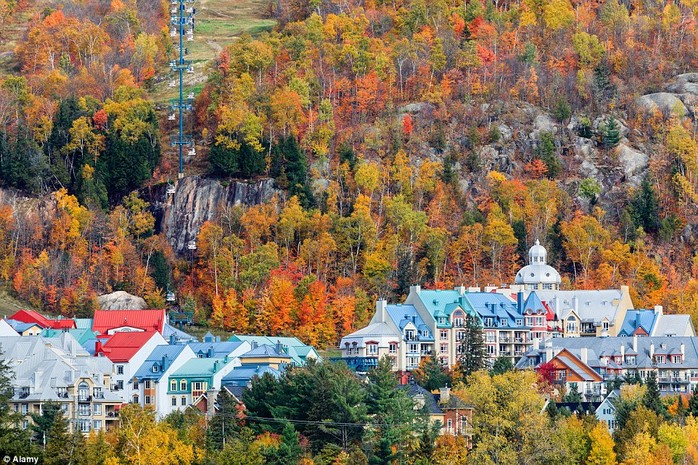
[0,0,696,346]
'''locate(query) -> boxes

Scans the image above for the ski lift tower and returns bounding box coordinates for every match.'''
[169,0,196,179]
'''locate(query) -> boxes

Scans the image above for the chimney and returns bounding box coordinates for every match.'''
[554,297,560,316]
[376,300,387,323]
[580,348,588,365]
[654,305,663,316]
[439,386,450,404]
[252,341,258,349]
[572,296,579,313]
[162,355,169,372]
[169,334,176,345]
[650,342,655,359]
[681,342,685,357]
[620,344,625,359]
[213,361,218,373]
[410,285,421,295]
[455,286,466,296]
[533,338,540,350]
[95,340,103,355]
[216,336,221,343]
[633,335,638,353]
[207,347,213,358]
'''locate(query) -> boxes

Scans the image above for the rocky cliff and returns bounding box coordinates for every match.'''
[149,176,277,255]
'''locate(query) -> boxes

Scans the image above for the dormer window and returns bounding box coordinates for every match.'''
[152,365,159,373]
[500,319,507,327]
[405,330,415,341]
[516,319,523,326]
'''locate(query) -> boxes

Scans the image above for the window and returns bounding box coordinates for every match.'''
[133,380,139,390]
[132,395,139,404]
[500,319,507,327]
[21,404,28,414]
[180,380,187,391]
[61,403,69,414]
[78,382,90,401]
[172,397,177,406]
[566,319,578,333]
[457,331,465,341]
[440,330,448,341]
[145,396,151,404]
[453,314,464,327]
[152,365,159,373]
[543,283,553,290]
[422,330,429,338]
[486,332,496,343]
[181,397,187,406]
[170,380,177,391]
[447,419,453,430]
[93,404,102,415]
[487,346,496,355]
[367,344,378,355]
[193,382,203,391]
[145,380,151,389]
[409,344,418,353]
[116,380,124,390]
[484,318,493,327]
[117,365,124,375]
[405,330,415,341]
[79,420,90,433]
[389,343,398,354]
[93,420,102,430]
[602,321,609,331]
[440,344,448,354]
[516,319,523,326]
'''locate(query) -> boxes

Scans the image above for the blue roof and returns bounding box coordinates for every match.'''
[522,292,547,315]
[222,365,282,387]
[229,335,319,365]
[6,319,41,333]
[187,341,245,358]
[133,345,189,381]
[619,310,657,337]
[74,318,93,330]
[41,328,98,345]
[461,292,527,328]
[163,323,196,342]
[171,357,234,379]
[385,304,434,341]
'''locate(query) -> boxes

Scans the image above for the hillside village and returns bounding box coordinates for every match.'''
[3,240,698,463]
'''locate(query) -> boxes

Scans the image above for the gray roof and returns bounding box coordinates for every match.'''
[535,290,626,324]
[653,314,695,337]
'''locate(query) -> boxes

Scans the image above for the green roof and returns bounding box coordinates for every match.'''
[171,357,234,379]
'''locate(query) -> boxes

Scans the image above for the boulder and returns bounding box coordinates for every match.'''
[497,124,513,142]
[533,114,557,133]
[667,73,698,95]
[616,143,648,187]
[98,291,147,310]
[636,93,688,118]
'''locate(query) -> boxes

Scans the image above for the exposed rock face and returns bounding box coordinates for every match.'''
[616,143,649,187]
[98,291,147,310]
[152,176,276,254]
[636,92,689,118]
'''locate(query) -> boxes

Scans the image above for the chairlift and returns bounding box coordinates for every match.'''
[171,7,177,13]
[166,183,176,195]
[186,7,193,13]
[187,92,194,99]
[166,291,176,302]
[187,34,194,42]
[170,29,177,37]
[168,79,176,87]
[187,240,197,250]
[188,147,196,156]
[168,113,176,121]
[187,66,194,73]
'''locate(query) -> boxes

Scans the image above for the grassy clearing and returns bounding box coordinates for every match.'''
[0,289,33,318]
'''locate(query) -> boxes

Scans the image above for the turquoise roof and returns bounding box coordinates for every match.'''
[41,328,98,345]
[414,289,481,326]
[171,357,234,379]
[74,318,93,330]
[222,365,282,387]
[229,335,319,365]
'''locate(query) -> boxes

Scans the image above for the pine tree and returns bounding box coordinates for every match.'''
[643,372,666,418]
[412,355,451,391]
[0,356,32,457]
[688,385,698,417]
[265,422,303,465]
[458,314,487,379]
[206,389,241,451]
[629,176,660,234]
[366,356,415,465]
[600,116,620,149]
[490,357,513,376]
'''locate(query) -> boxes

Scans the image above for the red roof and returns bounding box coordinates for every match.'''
[92,309,165,335]
[9,309,76,330]
[96,331,158,362]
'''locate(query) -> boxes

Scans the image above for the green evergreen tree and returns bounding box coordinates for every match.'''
[0,356,32,457]
[536,131,561,178]
[563,383,583,403]
[592,59,616,104]
[30,401,61,447]
[265,422,303,465]
[688,385,698,417]
[44,410,86,465]
[209,140,265,179]
[629,176,660,234]
[490,357,513,376]
[642,372,666,418]
[206,389,241,451]
[412,355,451,392]
[600,116,621,149]
[458,314,487,379]
[366,356,415,465]
[270,136,315,208]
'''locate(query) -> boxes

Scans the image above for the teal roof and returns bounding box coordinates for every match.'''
[229,335,319,365]
[74,318,93,330]
[171,357,234,379]
[41,328,98,345]
[414,289,481,325]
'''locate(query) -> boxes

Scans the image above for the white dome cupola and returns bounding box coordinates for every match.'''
[515,240,561,290]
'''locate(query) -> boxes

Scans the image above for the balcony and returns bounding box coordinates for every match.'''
[79,409,92,417]
[340,356,379,373]
[499,337,513,343]
[514,337,528,343]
